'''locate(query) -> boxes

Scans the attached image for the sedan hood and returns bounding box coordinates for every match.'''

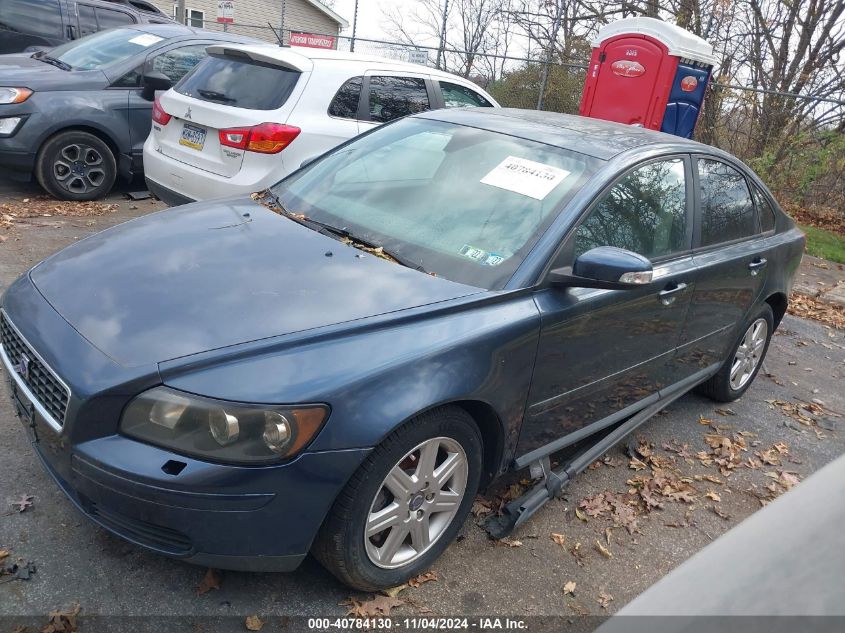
[30,200,480,367]
[0,54,107,90]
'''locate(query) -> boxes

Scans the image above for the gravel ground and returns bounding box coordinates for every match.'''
[0,182,842,631]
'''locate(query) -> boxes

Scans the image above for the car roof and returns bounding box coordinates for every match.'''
[127,23,259,43]
[415,108,711,160]
[203,42,485,81]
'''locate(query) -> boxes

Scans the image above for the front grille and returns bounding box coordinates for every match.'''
[1,312,70,427]
[87,500,193,554]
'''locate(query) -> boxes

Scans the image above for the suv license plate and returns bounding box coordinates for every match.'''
[179,123,207,151]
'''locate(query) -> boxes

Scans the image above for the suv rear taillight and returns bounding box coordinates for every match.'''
[218,123,301,154]
[152,96,172,125]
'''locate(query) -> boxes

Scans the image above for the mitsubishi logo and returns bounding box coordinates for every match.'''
[17,353,30,381]
[184,107,192,120]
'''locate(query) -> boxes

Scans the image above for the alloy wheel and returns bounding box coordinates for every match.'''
[52,143,107,195]
[365,436,468,569]
[729,318,768,391]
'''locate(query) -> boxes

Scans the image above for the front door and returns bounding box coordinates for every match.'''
[672,157,769,374]
[518,156,695,456]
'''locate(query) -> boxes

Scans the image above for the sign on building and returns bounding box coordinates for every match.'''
[217,1,234,23]
[408,49,429,65]
[289,32,336,49]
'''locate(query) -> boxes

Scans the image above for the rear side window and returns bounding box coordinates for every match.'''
[328,77,362,119]
[176,54,301,111]
[574,158,688,260]
[751,184,776,232]
[78,4,98,37]
[368,76,430,123]
[95,7,136,29]
[698,159,756,246]
[0,0,62,38]
[439,81,492,108]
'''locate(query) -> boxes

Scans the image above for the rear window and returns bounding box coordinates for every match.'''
[176,54,301,111]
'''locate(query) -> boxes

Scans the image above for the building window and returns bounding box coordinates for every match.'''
[172,5,204,27]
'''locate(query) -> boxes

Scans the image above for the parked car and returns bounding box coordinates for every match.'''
[143,44,499,205]
[0,24,258,200]
[0,0,172,54]
[0,109,804,591]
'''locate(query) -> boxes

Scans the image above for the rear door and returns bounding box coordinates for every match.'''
[154,49,306,177]
[518,156,695,456]
[0,0,65,53]
[672,156,768,375]
[358,71,435,133]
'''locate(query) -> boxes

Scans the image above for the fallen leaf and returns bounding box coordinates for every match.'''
[383,585,407,598]
[407,571,437,588]
[711,505,730,520]
[595,540,613,559]
[0,549,9,562]
[597,591,614,609]
[574,507,588,522]
[341,595,403,617]
[41,603,80,633]
[563,580,576,595]
[497,537,522,548]
[13,494,33,513]
[715,408,736,416]
[471,497,493,517]
[705,491,721,502]
[196,568,221,595]
[550,533,566,547]
[245,615,264,631]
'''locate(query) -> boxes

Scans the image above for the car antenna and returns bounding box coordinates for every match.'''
[267,22,287,47]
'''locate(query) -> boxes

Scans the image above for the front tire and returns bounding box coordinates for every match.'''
[35,130,116,201]
[312,406,482,591]
[698,303,774,402]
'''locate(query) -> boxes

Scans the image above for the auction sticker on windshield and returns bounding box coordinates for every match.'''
[480,156,571,200]
[128,34,164,47]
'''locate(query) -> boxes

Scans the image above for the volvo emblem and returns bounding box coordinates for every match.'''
[17,353,30,380]
[184,107,192,120]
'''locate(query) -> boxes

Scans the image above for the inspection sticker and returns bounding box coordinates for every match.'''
[480,156,571,200]
[459,245,505,266]
[129,34,164,47]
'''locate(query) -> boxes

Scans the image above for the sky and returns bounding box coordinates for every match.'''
[332,0,428,42]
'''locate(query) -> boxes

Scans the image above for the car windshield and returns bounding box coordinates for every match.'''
[46,28,167,70]
[273,117,601,289]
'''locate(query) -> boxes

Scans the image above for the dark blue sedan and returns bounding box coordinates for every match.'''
[0,109,804,590]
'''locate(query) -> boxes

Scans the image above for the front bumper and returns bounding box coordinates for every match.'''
[0,276,371,572]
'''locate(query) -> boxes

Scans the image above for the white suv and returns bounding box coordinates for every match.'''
[142,44,499,204]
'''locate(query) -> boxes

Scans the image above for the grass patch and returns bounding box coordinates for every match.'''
[799,223,845,264]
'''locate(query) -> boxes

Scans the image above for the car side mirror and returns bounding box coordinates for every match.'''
[141,72,172,101]
[548,246,653,290]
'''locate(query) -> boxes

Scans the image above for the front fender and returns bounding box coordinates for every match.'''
[159,293,541,464]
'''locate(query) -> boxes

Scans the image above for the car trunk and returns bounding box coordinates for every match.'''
[155,47,310,178]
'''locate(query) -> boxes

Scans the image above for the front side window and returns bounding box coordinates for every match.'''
[95,7,136,29]
[149,44,208,83]
[439,81,493,108]
[574,158,688,260]
[328,76,362,119]
[176,53,301,110]
[274,118,601,289]
[698,159,756,246]
[0,0,62,38]
[368,76,430,123]
[47,28,167,70]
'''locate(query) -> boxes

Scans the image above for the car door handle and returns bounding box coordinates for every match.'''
[748,258,768,275]
[659,282,688,306]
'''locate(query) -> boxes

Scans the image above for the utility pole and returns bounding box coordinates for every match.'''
[176,0,186,24]
[537,5,562,110]
[435,0,450,71]
[351,0,359,52]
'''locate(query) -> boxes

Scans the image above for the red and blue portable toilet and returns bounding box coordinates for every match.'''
[579,17,717,138]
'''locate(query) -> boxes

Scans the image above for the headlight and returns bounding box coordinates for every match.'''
[0,88,32,104]
[119,386,329,464]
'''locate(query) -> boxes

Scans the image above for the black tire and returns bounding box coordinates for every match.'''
[312,406,482,591]
[697,303,774,402]
[35,130,117,201]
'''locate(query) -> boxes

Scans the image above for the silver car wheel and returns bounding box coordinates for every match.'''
[365,436,468,569]
[729,318,768,391]
[53,143,106,194]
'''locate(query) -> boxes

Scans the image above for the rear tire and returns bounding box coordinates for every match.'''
[697,303,774,402]
[312,406,482,591]
[35,130,116,201]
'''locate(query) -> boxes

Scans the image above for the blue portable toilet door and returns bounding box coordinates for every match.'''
[660,62,711,138]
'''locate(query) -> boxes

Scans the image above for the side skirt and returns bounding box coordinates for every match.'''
[484,363,720,539]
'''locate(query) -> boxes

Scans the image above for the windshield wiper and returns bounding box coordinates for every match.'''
[32,51,71,71]
[197,89,236,103]
[254,189,430,274]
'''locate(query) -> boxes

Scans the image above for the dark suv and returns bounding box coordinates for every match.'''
[0,0,172,54]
